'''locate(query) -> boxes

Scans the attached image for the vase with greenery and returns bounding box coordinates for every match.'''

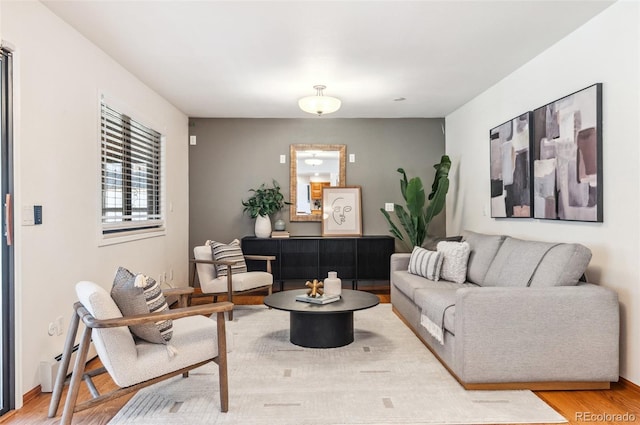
[380,155,451,251]
[242,179,290,237]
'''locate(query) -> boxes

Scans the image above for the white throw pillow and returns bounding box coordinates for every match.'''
[437,241,471,284]
[408,246,444,281]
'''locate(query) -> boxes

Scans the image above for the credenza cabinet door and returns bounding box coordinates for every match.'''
[280,238,318,279]
[357,237,395,280]
[319,238,356,279]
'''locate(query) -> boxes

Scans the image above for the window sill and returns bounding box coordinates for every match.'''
[98,227,166,247]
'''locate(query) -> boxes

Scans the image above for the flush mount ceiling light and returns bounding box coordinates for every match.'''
[298,85,341,116]
[304,154,323,166]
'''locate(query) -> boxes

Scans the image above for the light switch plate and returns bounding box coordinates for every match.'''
[22,205,34,226]
[189,135,197,145]
[280,154,286,164]
[349,154,355,163]
[385,202,394,212]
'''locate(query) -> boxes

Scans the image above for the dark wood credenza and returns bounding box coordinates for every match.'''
[241,235,395,290]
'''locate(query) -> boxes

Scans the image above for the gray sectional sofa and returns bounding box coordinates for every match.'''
[391,230,620,390]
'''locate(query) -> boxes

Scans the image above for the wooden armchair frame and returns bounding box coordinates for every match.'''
[190,254,275,320]
[48,287,233,425]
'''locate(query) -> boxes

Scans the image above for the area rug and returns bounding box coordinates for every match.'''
[108,304,566,425]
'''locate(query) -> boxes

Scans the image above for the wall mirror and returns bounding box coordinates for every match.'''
[290,144,346,222]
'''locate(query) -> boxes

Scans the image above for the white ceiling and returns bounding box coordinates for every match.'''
[42,0,614,119]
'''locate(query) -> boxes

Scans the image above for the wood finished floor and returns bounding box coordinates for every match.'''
[3,285,639,425]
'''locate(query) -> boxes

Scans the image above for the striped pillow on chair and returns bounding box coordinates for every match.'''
[208,239,248,277]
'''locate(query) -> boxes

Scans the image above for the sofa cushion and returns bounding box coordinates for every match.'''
[392,270,438,301]
[408,247,444,281]
[462,230,506,286]
[483,237,592,287]
[414,288,455,334]
[393,269,476,301]
[437,241,470,284]
[529,243,592,287]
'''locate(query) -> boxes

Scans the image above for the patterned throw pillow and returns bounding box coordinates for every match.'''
[408,246,444,281]
[208,239,248,277]
[111,267,173,344]
[437,241,471,284]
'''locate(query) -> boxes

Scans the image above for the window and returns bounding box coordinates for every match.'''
[100,102,163,235]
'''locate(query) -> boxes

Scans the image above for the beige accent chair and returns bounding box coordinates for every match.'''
[48,281,232,425]
[192,244,274,320]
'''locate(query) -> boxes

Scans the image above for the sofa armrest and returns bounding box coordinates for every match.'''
[453,283,619,383]
[391,253,411,273]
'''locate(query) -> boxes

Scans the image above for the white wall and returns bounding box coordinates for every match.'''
[446,1,639,384]
[1,1,189,404]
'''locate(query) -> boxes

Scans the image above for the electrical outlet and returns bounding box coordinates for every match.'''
[385,202,394,212]
[279,154,286,164]
[56,316,63,336]
[349,154,355,163]
[47,322,56,336]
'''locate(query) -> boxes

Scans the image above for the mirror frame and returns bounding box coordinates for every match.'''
[289,144,346,222]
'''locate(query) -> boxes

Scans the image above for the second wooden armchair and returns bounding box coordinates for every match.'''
[192,242,275,320]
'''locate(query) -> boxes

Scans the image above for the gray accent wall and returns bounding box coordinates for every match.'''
[189,118,445,254]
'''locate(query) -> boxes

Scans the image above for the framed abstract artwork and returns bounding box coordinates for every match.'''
[321,186,362,237]
[489,112,533,218]
[532,83,603,222]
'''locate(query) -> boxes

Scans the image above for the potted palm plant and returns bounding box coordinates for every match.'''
[242,179,290,238]
[380,155,451,250]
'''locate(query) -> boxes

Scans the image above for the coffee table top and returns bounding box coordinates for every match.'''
[264,289,379,314]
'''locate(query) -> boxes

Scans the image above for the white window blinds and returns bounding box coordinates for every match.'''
[101,102,163,234]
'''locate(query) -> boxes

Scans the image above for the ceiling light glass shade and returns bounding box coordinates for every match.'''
[299,85,341,116]
[304,158,323,166]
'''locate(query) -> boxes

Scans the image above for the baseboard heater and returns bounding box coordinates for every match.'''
[39,342,97,393]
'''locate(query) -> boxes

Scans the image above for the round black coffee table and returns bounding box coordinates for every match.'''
[263,289,380,348]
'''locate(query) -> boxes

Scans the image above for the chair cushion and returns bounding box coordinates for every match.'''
[194,245,217,282]
[112,315,223,388]
[408,246,444,281]
[76,281,138,385]
[208,239,247,277]
[437,241,471,284]
[111,267,173,344]
[200,271,273,294]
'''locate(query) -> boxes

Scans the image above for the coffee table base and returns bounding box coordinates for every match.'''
[290,311,354,348]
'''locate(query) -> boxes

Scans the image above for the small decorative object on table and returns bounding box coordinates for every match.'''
[323,271,342,296]
[296,279,341,304]
[295,293,341,304]
[305,279,324,297]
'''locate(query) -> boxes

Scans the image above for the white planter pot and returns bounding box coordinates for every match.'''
[255,215,272,238]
